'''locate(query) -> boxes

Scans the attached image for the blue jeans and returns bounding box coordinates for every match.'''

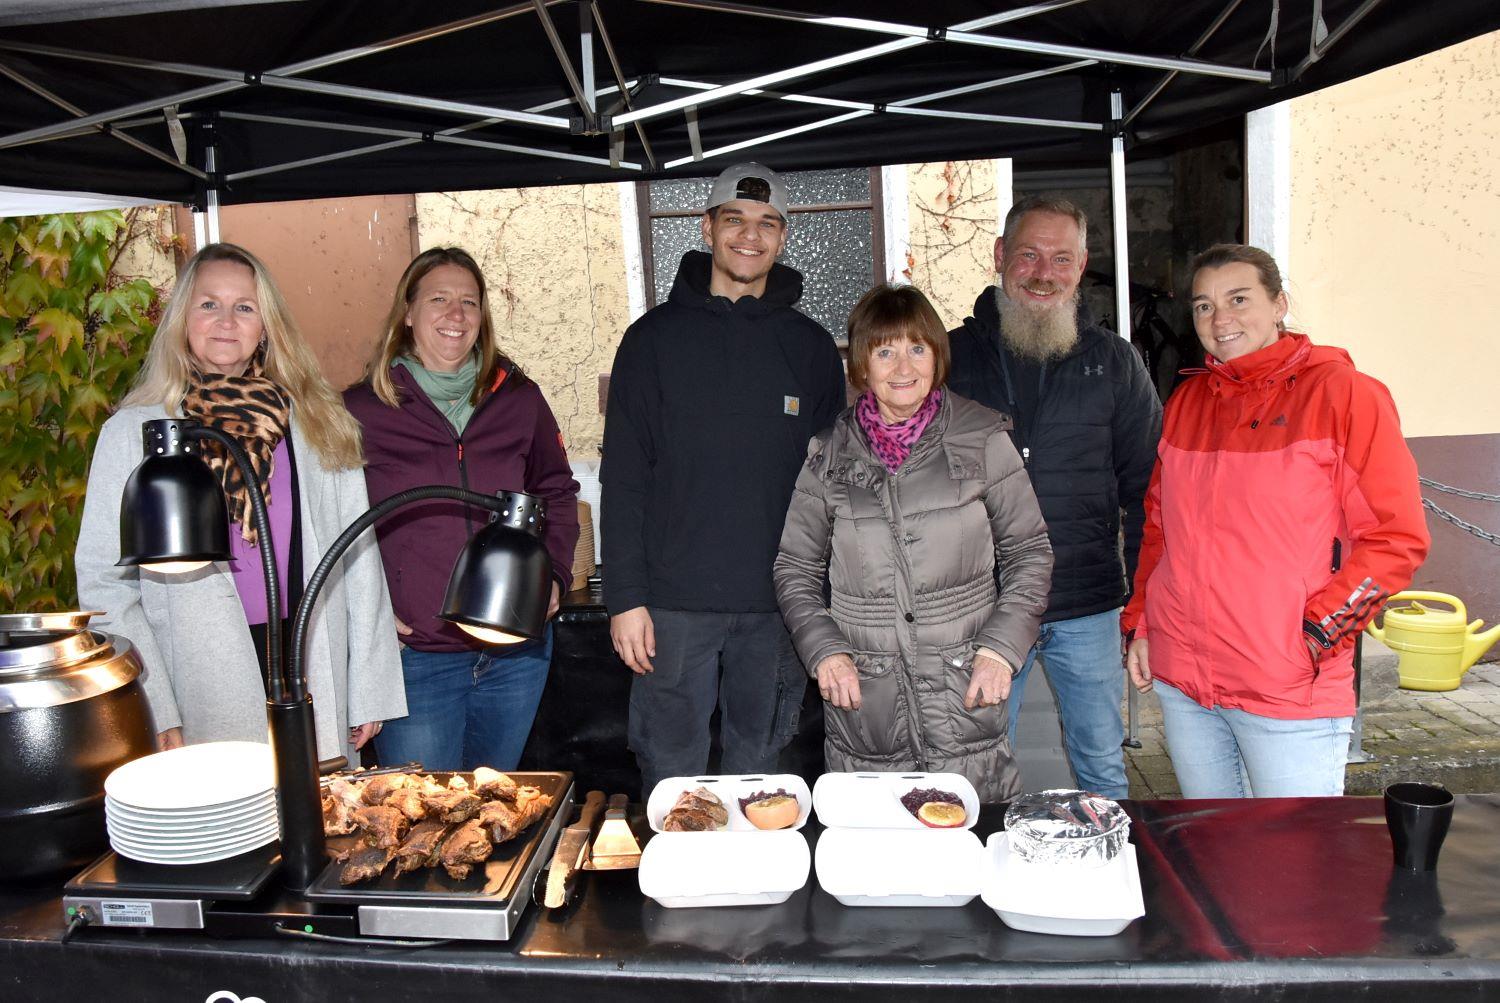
[1007,608,1127,799]
[1155,680,1353,798]
[375,626,554,772]
[627,609,805,802]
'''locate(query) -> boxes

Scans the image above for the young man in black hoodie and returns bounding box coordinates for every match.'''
[602,163,847,799]
[947,195,1161,800]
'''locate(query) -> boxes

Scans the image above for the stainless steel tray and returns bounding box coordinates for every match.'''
[301,771,573,909]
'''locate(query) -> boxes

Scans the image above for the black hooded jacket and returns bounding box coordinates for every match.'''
[601,250,846,615]
[948,288,1161,623]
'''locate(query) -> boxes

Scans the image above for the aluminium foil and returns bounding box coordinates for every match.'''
[1002,789,1129,868]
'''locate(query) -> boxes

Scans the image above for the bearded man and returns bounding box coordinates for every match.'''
[947,195,1161,800]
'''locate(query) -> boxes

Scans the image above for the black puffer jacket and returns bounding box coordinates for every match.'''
[947,288,1161,623]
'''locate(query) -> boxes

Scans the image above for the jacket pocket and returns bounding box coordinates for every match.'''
[938,639,1008,748]
[823,649,911,760]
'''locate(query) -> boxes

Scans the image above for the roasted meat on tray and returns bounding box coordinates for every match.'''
[393,819,449,875]
[340,842,398,885]
[437,819,494,881]
[325,768,553,885]
[350,804,410,849]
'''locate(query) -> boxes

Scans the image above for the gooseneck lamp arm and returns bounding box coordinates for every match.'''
[287,484,530,699]
[122,418,552,890]
[180,424,287,704]
[278,484,546,888]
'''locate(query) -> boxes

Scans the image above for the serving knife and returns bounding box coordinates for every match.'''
[539,789,607,908]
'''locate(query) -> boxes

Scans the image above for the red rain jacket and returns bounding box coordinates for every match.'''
[1121,333,1429,719]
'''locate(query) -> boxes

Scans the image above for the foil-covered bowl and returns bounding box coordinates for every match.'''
[1003,789,1129,868]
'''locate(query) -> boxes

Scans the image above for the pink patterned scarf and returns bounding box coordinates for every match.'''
[856,388,943,473]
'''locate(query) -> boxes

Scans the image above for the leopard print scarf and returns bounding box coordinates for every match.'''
[182,353,292,546]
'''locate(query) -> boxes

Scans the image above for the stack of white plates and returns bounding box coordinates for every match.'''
[104,741,280,866]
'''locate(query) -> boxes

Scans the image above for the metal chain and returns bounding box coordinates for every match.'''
[1419,477,1500,503]
[1422,498,1500,547]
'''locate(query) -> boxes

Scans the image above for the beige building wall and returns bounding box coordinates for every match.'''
[414,187,632,459]
[111,205,178,294]
[1289,30,1500,439]
[905,160,999,330]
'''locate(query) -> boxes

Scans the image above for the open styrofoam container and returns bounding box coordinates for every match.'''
[980,831,1145,936]
[647,773,812,832]
[638,830,811,908]
[815,827,982,906]
[812,771,980,830]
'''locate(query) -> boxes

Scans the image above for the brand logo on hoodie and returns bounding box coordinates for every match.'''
[783,395,800,416]
[1083,364,1104,377]
[1271,414,1288,426]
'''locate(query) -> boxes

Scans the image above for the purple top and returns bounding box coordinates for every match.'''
[229,437,294,625]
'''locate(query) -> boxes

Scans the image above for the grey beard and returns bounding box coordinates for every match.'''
[994,285,1080,362]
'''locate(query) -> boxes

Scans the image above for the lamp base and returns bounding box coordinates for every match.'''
[267,697,326,890]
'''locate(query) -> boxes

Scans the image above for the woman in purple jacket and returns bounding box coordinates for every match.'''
[344,247,579,771]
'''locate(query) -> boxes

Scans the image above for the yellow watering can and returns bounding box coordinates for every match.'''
[1365,591,1500,692]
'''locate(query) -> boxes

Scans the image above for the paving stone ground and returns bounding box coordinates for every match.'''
[1122,639,1500,799]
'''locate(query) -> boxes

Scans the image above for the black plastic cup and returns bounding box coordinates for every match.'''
[1384,782,1455,871]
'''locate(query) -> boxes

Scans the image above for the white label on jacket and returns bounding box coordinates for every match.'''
[783,395,800,416]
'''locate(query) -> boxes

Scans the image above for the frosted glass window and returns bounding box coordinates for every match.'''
[640,168,881,342]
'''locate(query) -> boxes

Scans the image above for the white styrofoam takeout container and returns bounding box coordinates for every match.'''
[638,829,811,908]
[815,827,983,907]
[647,774,812,832]
[811,771,979,830]
[980,831,1145,936]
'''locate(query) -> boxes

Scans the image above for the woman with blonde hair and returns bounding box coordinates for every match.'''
[76,242,406,758]
[344,247,578,771]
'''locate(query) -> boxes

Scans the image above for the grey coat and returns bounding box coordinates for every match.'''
[75,404,407,760]
[774,393,1053,801]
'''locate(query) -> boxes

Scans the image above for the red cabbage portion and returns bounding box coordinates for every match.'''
[739,789,797,814]
[900,787,963,816]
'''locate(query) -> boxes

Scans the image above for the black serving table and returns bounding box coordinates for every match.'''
[5,795,1500,1001]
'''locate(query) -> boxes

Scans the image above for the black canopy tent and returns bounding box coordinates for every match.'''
[0,0,1497,331]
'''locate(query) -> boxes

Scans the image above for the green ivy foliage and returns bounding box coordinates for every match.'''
[0,210,162,611]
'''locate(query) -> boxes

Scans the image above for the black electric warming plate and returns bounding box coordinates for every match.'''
[302,771,573,908]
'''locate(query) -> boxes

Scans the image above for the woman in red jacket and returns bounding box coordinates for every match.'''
[344,248,579,772]
[1122,244,1428,798]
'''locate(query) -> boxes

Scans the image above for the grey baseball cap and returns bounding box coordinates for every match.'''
[705,162,788,219]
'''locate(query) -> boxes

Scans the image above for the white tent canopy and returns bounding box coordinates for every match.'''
[0,184,160,216]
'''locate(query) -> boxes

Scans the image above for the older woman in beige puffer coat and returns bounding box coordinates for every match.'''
[775,285,1052,802]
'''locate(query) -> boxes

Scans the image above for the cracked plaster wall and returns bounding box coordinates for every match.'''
[418,165,997,457]
[414,186,630,459]
[1290,30,1500,439]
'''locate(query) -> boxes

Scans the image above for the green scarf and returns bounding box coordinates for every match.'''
[397,355,480,434]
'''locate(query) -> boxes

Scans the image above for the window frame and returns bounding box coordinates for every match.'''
[634,168,886,321]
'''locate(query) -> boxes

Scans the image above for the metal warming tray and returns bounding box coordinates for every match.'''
[301,771,573,941]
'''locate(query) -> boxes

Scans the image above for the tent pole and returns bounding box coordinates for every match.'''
[1108,91,1131,343]
[1108,88,1137,752]
[580,1,596,119]
[612,8,1060,128]
[1291,0,1384,80]
[630,1,1272,87]
[0,60,207,178]
[204,142,220,245]
[1124,0,1247,125]
[591,3,658,170]
[0,2,569,151]
[530,0,593,129]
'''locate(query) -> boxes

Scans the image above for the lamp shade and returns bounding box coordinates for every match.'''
[116,419,230,568]
[439,491,552,643]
